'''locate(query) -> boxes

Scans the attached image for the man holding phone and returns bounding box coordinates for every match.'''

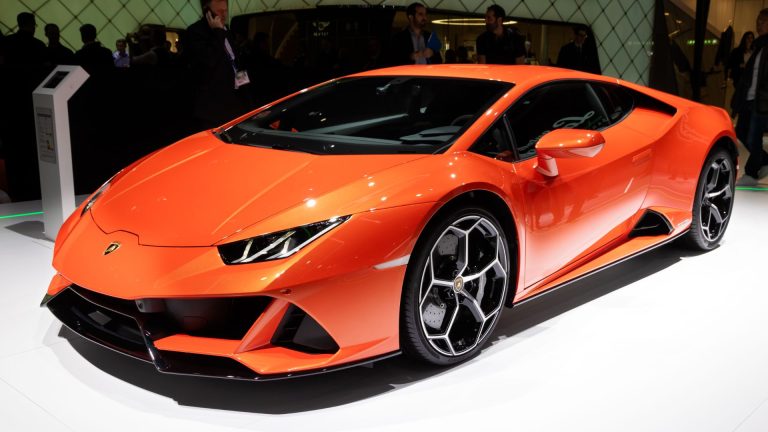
[184,0,251,130]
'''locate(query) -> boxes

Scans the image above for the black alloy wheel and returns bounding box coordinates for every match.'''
[401,207,511,365]
[682,147,735,250]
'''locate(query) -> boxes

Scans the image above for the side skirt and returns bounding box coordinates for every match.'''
[515,229,688,307]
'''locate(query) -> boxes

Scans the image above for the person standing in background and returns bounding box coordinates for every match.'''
[728,31,754,89]
[4,12,47,66]
[44,23,74,65]
[476,5,525,65]
[389,3,441,65]
[2,12,48,202]
[113,38,130,68]
[184,0,251,130]
[732,9,768,186]
[557,25,601,74]
[75,24,114,74]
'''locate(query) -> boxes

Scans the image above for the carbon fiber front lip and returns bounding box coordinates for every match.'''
[42,287,401,381]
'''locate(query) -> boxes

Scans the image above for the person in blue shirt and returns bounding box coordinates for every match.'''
[388,3,442,65]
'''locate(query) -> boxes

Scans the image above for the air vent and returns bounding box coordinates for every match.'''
[272,305,339,354]
[629,210,673,238]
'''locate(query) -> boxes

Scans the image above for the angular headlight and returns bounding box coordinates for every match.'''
[80,173,118,217]
[218,215,350,264]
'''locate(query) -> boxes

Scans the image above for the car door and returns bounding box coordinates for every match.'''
[503,81,653,289]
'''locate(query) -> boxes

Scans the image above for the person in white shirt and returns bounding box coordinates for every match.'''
[113,38,129,68]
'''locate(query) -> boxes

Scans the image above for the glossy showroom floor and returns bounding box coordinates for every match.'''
[0,181,766,431]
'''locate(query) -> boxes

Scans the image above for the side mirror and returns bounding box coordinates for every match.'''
[534,129,605,177]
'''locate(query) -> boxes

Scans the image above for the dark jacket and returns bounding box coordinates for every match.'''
[732,34,768,115]
[388,28,440,66]
[184,18,250,127]
[75,42,114,74]
[477,28,526,65]
[556,41,600,74]
[3,31,47,66]
[727,45,751,86]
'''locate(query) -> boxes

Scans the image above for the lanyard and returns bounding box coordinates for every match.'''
[223,36,238,73]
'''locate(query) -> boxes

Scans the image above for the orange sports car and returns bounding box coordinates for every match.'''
[43,65,737,380]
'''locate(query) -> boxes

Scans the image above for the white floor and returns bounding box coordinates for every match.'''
[0,186,766,432]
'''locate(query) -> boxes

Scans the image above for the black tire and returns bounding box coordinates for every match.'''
[681,147,735,250]
[400,207,511,365]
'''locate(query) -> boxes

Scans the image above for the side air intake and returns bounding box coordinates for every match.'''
[629,210,673,238]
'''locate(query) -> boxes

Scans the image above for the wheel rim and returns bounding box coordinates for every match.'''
[700,155,733,243]
[418,215,509,357]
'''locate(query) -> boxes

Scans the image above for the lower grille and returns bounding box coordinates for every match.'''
[46,287,152,361]
[43,286,270,379]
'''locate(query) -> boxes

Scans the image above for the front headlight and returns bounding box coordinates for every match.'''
[80,173,119,217]
[218,215,351,264]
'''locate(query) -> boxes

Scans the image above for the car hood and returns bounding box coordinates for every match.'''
[91,132,429,246]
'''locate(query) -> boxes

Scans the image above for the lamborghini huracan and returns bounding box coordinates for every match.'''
[42,65,737,380]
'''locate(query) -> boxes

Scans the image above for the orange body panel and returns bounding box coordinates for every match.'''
[44,65,736,378]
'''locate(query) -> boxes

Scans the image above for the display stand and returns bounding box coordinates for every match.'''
[32,66,89,241]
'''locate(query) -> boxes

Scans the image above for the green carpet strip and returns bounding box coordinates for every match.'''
[0,211,44,219]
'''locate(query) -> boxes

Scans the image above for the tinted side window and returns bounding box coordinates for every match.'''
[507,83,610,159]
[469,119,515,162]
[590,83,634,124]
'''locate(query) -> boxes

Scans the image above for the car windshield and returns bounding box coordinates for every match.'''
[219,76,512,155]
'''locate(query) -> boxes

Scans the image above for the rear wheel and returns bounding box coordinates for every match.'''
[400,207,511,365]
[682,147,735,250]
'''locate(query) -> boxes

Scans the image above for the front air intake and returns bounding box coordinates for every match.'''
[272,305,339,354]
[163,297,270,340]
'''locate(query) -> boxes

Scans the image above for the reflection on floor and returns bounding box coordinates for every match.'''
[1,190,767,432]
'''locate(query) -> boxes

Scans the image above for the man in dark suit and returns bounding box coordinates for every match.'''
[2,13,48,201]
[389,3,441,66]
[45,23,74,65]
[4,12,47,66]
[185,0,251,130]
[75,24,114,74]
[557,26,601,74]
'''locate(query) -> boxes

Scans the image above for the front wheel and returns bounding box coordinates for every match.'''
[400,207,511,365]
[681,147,735,250]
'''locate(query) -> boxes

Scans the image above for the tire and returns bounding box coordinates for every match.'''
[681,147,735,250]
[400,207,511,365]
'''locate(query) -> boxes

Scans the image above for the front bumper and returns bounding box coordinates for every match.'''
[45,204,434,378]
[42,283,400,380]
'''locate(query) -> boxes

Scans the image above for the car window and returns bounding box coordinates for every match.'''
[589,83,634,125]
[224,76,512,155]
[507,82,610,160]
[469,118,515,162]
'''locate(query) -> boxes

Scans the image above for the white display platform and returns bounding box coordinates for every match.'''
[0,190,766,432]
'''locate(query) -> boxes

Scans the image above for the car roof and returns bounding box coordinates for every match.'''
[351,64,619,88]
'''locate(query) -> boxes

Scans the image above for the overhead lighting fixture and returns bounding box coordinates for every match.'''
[431,18,517,26]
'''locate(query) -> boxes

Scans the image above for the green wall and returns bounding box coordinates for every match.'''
[1,0,655,85]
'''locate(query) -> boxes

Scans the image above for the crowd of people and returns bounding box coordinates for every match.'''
[0,0,603,203]
[729,9,768,186]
